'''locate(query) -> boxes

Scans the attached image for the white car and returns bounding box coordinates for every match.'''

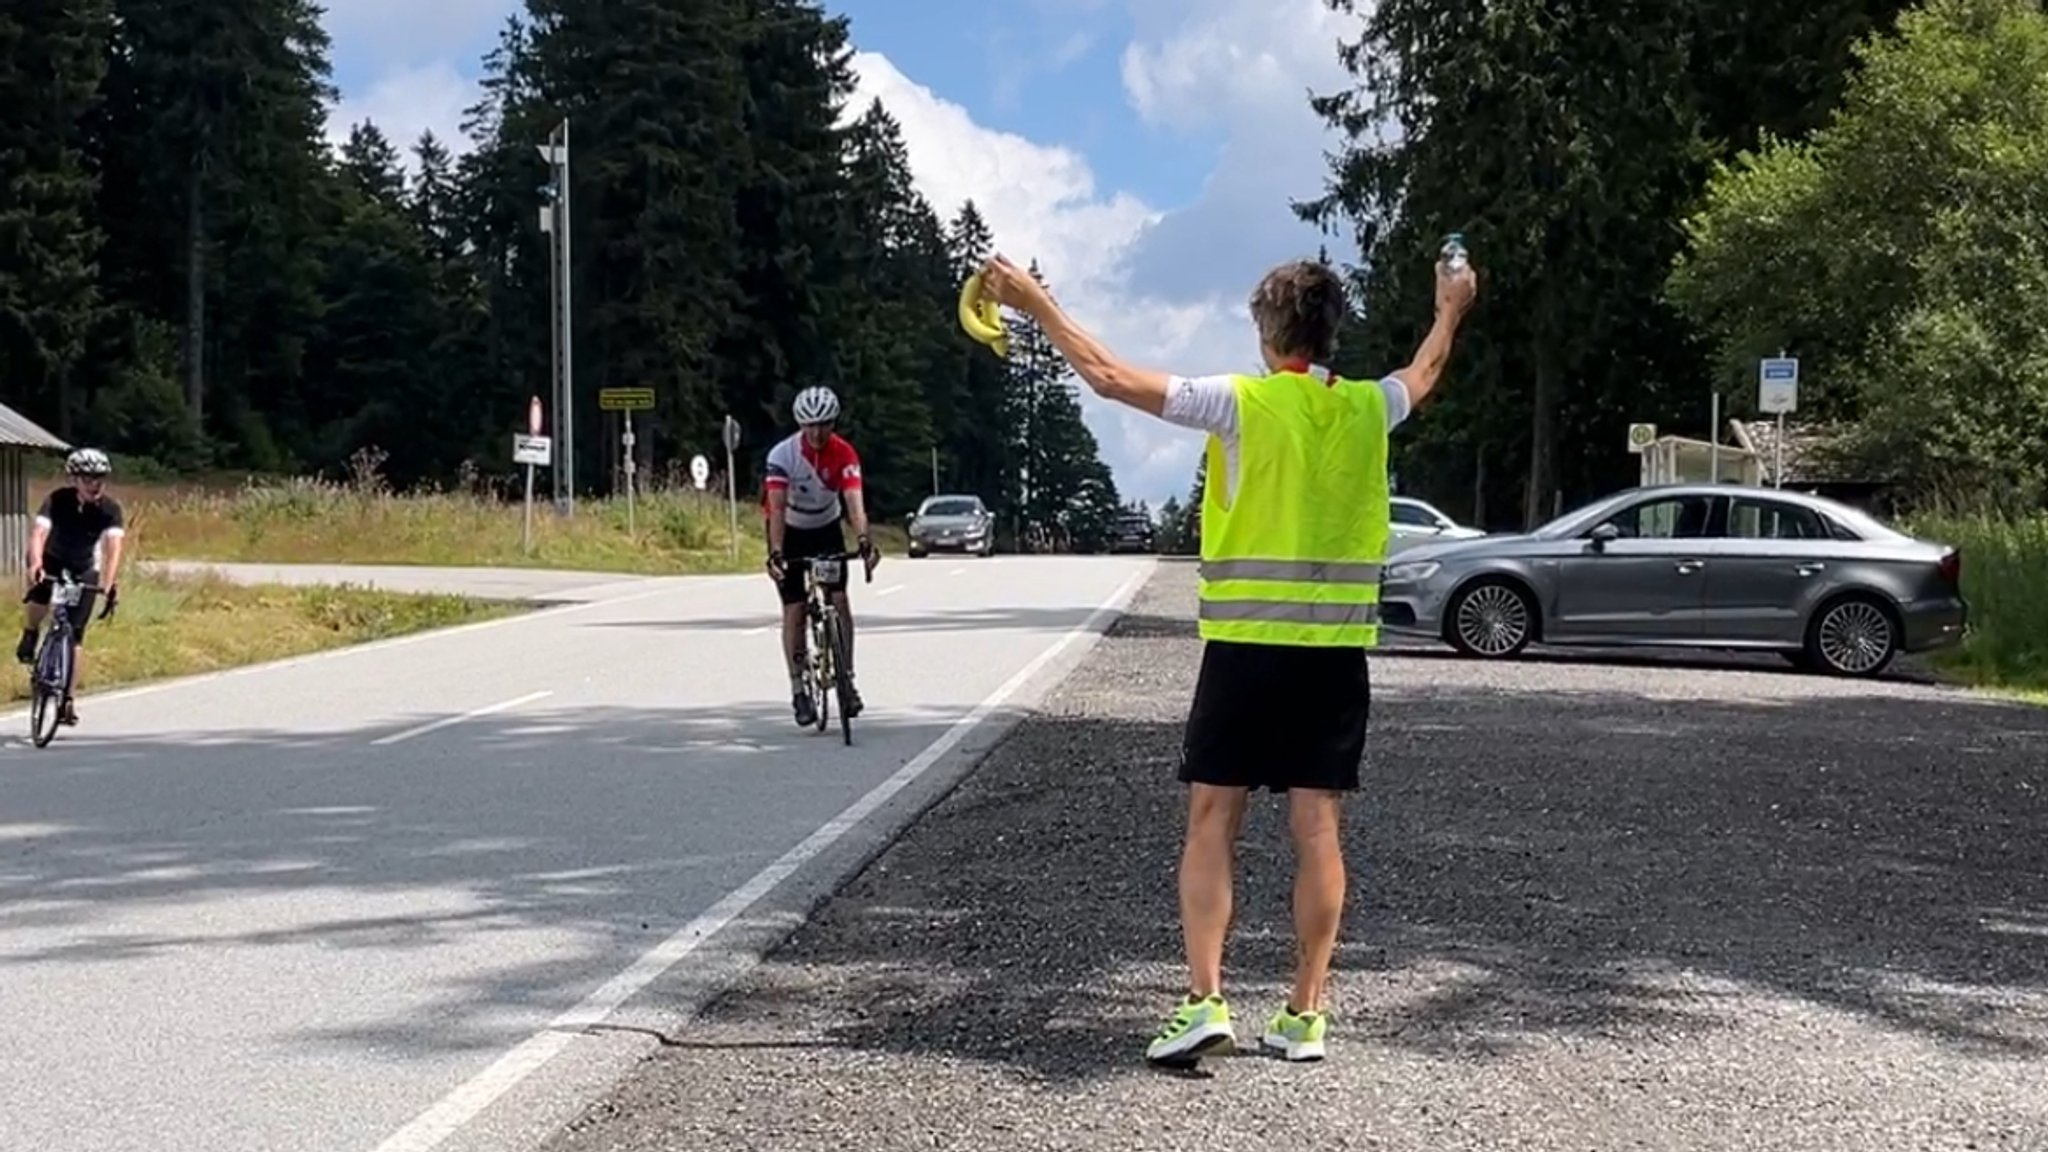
[1389,496,1485,553]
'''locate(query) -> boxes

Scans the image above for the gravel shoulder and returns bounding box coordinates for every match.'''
[545,560,2048,1152]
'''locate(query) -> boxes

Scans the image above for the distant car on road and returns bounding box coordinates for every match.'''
[907,494,995,558]
[1389,496,1486,554]
[1109,511,1155,553]
[1377,483,1967,677]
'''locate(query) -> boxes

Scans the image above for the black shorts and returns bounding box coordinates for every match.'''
[776,520,849,606]
[1178,639,1370,792]
[25,569,101,645]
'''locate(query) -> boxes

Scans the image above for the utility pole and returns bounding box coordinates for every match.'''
[538,119,575,514]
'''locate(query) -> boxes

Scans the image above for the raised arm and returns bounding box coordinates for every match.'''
[1391,258,1479,411]
[975,255,1173,417]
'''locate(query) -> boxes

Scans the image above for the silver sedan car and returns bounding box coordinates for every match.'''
[1377,484,1968,677]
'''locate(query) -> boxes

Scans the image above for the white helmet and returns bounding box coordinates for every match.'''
[791,386,841,426]
[65,448,111,477]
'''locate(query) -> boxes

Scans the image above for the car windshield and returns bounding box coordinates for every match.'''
[921,499,981,517]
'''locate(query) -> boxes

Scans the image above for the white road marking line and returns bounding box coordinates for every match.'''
[876,584,904,597]
[366,564,1151,1152]
[948,567,967,576]
[0,582,679,723]
[369,691,553,746]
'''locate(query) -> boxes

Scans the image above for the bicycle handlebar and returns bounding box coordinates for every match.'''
[786,549,876,583]
[21,573,119,618]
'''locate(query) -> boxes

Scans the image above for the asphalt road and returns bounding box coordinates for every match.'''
[0,554,1153,1152]
[545,560,2048,1152]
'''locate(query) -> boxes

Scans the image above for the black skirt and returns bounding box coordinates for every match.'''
[1177,638,1371,793]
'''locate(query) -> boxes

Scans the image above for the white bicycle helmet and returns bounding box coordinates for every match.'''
[65,448,111,477]
[791,385,841,426]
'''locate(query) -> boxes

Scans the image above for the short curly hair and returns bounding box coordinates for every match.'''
[1248,259,1347,364]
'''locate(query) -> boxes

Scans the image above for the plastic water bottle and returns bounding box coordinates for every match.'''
[1439,232,1468,273]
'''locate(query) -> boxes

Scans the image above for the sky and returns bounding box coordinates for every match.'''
[320,0,1371,507]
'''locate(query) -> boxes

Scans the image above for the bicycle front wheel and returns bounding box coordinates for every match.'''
[808,611,832,734]
[826,611,854,746]
[29,635,68,748]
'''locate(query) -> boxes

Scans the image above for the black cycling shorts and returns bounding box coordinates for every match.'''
[25,569,102,645]
[777,520,849,606]
[1178,639,1370,793]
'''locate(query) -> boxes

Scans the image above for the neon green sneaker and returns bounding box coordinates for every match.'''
[1261,1004,1328,1062]
[1145,993,1236,1066]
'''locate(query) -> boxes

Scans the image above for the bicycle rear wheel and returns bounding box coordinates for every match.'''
[826,611,854,746]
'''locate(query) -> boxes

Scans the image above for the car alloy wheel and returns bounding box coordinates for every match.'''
[1812,597,1898,676]
[1452,580,1532,658]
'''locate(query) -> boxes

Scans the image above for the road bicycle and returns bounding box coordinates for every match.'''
[788,549,873,746]
[22,571,117,748]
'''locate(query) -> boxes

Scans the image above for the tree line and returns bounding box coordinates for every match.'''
[1300,0,2046,528]
[0,0,1123,541]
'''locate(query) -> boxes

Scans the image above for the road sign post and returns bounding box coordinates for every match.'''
[598,388,654,536]
[1759,355,1799,488]
[513,430,553,554]
[723,415,742,563]
[521,397,544,553]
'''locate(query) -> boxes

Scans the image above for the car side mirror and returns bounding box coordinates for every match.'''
[1588,523,1620,551]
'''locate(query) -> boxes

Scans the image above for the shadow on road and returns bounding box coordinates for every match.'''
[0,700,984,1058]
[3,615,2044,1087]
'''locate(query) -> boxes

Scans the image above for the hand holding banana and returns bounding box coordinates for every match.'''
[958,254,1052,357]
[958,273,1008,356]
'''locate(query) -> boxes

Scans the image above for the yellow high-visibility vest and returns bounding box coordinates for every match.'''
[1197,364,1390,647]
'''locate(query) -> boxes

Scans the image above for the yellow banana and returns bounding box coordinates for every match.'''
[957,273,1010,357]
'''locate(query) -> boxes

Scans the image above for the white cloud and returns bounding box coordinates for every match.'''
[851,0,1366,506]
[325,59,477,164]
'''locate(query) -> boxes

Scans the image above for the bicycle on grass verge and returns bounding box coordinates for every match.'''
[789,550,871,746]
[23,571,117,748]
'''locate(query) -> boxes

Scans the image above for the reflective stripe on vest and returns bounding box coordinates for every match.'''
[1199,559,1383,584]
[1196,364,1391,648]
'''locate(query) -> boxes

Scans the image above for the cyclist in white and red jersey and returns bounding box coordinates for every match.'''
[763,385,879,727]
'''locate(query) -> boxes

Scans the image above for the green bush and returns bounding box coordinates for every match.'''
[1908,509,2048,694]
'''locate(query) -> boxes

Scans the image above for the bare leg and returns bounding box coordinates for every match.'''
[18,602,48,662]
[1180,783,1249,997]
[781,603,807,678]
[1286,788,1346,1012]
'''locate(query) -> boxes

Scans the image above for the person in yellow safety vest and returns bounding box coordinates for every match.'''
[974,249,1477,1068]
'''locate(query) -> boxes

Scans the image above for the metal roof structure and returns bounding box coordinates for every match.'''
[0,403,69,451]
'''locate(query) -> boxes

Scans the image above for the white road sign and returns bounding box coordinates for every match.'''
[1759,357,1799,414]
[513,434,552,466]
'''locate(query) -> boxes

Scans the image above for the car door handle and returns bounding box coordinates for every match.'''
[1795,562,1825,576]
[1674,560,1704,574]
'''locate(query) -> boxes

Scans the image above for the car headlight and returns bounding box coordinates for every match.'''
[1383,560,1439,583]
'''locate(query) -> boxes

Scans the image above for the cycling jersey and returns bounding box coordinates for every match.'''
[35,486,126,578]
[763,432,863,530]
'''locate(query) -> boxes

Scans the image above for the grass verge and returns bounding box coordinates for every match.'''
[1907,510,2048,702]
[117,474,910,575]
[4,570,525,704]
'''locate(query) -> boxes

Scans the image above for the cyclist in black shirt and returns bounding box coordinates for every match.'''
[18,448,126,722]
